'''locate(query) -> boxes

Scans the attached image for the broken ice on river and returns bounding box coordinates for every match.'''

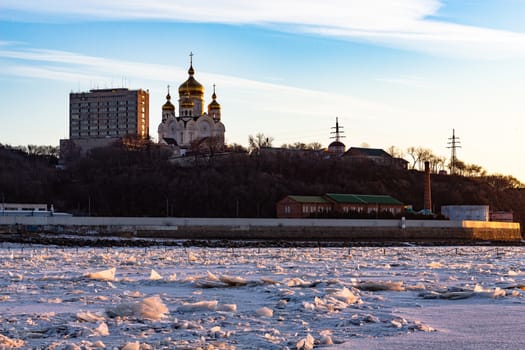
[0,243,524,349]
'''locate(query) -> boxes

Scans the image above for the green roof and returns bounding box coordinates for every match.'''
[288,195,329,204]
[325,193,403,205]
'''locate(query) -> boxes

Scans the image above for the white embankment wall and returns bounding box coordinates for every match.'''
[0,216,522,241]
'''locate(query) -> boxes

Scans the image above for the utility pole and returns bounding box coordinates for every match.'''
[447,129,461,175]
[330,117,345,143]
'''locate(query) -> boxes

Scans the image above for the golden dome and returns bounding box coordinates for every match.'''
[208,100,220,110]
[178,64,204,96]
[162,93,175,111]
[208,84,221,110]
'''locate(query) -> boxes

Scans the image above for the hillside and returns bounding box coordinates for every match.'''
[1,143,524,226]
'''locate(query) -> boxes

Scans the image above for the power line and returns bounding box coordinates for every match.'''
[330,117,346,143]
[447,129,461,175]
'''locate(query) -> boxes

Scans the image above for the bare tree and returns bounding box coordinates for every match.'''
[483,174,523,189]
[387,145,404,158]
[434,156,447,172]
[406,146,419,170]
[452,159,466,176]
[416,147,433,170]
[226,143,247,153]
[407,146,431,170]
[306,142,323,150]
[248,133,274,154]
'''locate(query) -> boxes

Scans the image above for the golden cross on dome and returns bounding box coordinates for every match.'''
[167,84,170,94]
[189,51,193,65]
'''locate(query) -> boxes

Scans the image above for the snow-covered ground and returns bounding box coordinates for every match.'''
[0,243,523,349]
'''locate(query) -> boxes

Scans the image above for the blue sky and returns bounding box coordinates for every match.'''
[1,1,525,180]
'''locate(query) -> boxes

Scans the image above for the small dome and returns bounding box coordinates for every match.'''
[328,140,346,154]
[208,99,220,110]
[162,93,175,111]
[329,141,345,148]
[208,85,221,111]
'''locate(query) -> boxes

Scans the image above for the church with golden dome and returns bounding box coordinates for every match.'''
[158,53,225,154]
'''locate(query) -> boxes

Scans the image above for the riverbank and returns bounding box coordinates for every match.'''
[0,216,522,244]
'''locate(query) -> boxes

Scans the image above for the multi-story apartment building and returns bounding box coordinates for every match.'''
[60,88,149,162]
[69,88,149,140]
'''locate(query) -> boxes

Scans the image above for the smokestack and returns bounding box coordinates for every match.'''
[424,161,432,212]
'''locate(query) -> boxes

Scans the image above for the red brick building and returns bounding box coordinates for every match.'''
[276,193,404,218]
[276,196,332,218]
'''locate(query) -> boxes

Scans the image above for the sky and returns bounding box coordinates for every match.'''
[1,1,525,180]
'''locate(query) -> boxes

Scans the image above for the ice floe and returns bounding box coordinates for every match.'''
[0,334,25,348]
[0,244,524,349]
[85,267,116,281]
[149,269,162,280]
[256,306,274,317]
[178,300,218,312]
[106,295,168,320]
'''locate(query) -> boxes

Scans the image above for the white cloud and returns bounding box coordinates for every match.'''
[0,0,439,27]
[2,0,525,59]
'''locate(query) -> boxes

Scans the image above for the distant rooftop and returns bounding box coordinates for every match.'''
[89,88,130,93]
[325,193,403,205]
[345,147,391,158]
[287,195,330,204]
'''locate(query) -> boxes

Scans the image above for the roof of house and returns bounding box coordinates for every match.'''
[344,147,392,158]
[286,195,330,204]
[325,193,403,205]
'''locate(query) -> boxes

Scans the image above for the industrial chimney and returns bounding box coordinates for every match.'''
[423,161,432,212]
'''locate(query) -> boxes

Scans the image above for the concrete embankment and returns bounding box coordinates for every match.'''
[0,216,521,242]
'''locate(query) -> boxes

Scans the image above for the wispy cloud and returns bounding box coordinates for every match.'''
[3,64,108,83]
[376,75,430,88]
[1,0,525,59]
[1,47,190,86]
[0,44,395,121]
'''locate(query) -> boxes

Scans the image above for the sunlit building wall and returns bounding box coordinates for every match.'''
[69,88,149,140]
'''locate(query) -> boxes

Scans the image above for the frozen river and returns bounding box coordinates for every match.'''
[0,243,524,349]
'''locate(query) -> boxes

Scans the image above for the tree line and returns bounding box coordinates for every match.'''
[1,140,524,229]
